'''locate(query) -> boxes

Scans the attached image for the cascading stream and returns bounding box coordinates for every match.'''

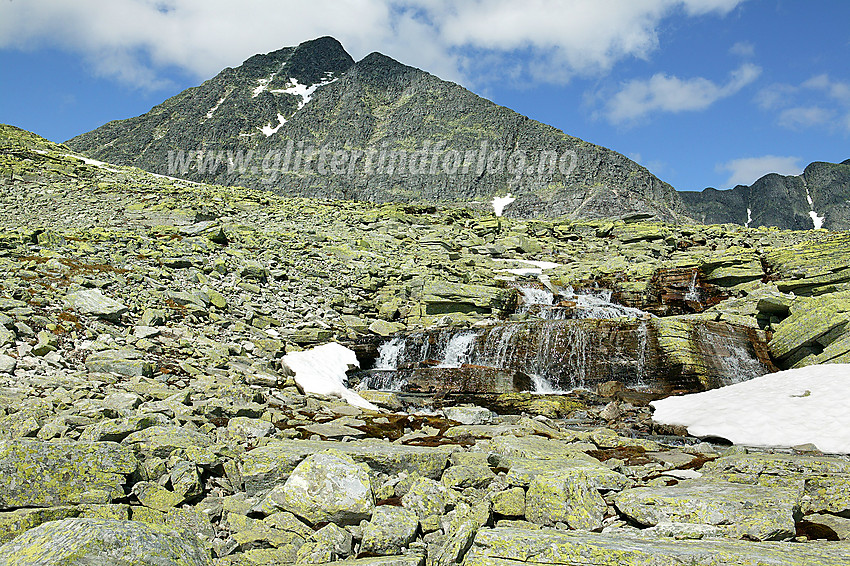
[361,284,770,394]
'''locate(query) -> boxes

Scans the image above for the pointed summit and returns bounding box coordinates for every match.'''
[67,37,687,221]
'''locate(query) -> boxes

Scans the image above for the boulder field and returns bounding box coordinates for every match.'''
[1,125,850,564]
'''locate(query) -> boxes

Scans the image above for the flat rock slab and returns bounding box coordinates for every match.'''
[497,455,631,491]
[84,348,155,377]
[615,479,799,541]
[121,425,212,459]
[65,288,128,320]
[704,452,850,515]
[487,434,593,459]
[240,439,455,495]
[0,517,211,566]
[333,554,425,566]
[463,526,850,566]
[0,440,137,509]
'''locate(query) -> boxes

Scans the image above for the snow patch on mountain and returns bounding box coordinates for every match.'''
[804,181,825,229]
[259,113,287,137]
[252,71,279,98]
[492,193,516,216]
[205,95,227,119]
[271,73,338,109]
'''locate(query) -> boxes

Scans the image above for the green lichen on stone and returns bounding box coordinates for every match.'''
[0,518,212,565]
[525,470,606,530]
[615,479,799,541]
[0,440,137,509]
[463,526,850,565]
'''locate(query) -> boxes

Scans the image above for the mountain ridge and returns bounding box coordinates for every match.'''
[66,36,688,223]
[682,159,850,231]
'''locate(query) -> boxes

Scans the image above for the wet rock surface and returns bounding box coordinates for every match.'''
[1,125,850,564]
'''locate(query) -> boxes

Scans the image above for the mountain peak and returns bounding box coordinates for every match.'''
[286,36,354,85]
[66,37,686,222]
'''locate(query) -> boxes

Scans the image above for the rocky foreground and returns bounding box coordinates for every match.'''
[1,124,850,564]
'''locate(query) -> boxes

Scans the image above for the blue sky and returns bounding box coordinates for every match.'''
[1,0,848,191]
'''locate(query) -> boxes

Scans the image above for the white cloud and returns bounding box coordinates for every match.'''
[604,63,761,124]
[717,155,802,187]
[0,0,746,90]
[729,41,755,57]
[681,0,744,15]
[757,74,850,133]
[778,106,834,130]
[802,74,850,104]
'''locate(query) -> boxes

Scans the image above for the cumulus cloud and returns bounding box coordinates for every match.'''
[717,155,802,188]
[604,63,761,124]
[0,0,746,90]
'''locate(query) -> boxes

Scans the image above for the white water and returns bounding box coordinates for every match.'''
[437,332,479,367]
[557,287,649,320]
[374,337,405,370]
[684,270,701,303]
[634,321,650,387]
[745,207,753,228]
[516,284,650,321]
[367,284,653,393]
[517,286,555,313]
[714,333,768,384]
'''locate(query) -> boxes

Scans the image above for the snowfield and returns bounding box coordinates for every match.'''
[651,363,850,453]
[282,342,379,411]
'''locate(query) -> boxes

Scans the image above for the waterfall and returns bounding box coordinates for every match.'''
[355,370,408,391]
[467,320,599,391]
[684,270,701,303]
[364,318,661,393]
[634,321,649,387]
[437,331,479,368]
[517,284,649,320]
[374,337,406,370]
[559,286,649,320]
[517,286,554,313]
[715,334,768,384]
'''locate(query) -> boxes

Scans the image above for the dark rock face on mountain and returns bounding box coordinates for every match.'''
[682,160,850,231]
[67,37,687,222]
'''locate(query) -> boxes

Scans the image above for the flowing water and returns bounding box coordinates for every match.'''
[684,269,701,303]
[364,284,769,394]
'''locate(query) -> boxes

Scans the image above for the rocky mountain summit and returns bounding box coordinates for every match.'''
[3,124,850,564]
[682,159,850,231]
[66,37,687,223]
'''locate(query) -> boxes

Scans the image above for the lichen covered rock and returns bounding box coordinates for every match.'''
[360,505,419,556]
[0,440,137,509]
[525,470,607,530]
[463,526,850,565]
[0,518,211,565]
[276,450,374,526]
